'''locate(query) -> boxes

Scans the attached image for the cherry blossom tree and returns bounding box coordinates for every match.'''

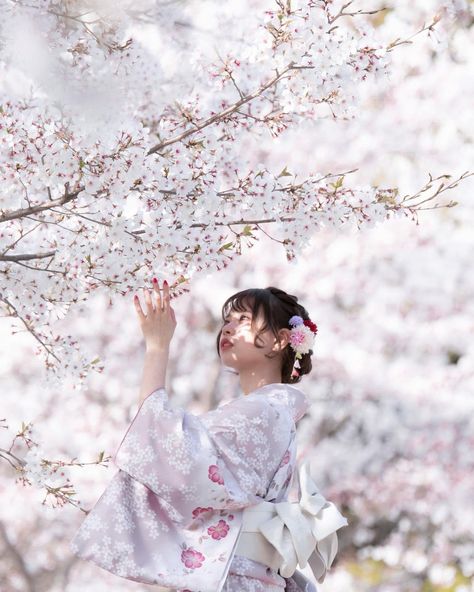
[1,0,470,386]
[1,0,473,590]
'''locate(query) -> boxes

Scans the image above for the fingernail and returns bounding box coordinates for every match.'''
[152,277,157,283]
[134,295,138,300]
[164,280,168,286]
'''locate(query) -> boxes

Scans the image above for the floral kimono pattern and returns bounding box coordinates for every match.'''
[70,383,321,591]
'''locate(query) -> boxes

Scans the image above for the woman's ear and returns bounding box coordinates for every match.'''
[273,328,291,351]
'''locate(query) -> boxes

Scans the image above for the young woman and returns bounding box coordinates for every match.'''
[70,281,348,592]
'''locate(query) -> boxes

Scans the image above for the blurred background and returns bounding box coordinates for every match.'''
[1,1,473,591]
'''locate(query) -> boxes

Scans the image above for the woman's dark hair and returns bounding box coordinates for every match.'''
[216,286,313,384]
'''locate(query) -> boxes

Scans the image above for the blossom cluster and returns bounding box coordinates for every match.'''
[0,0,461,382]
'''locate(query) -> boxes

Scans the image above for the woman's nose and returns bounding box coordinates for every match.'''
[223,323,235,335]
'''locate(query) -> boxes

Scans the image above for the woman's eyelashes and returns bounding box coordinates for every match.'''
[223,314,251,327]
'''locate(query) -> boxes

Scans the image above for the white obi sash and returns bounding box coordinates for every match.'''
[235,461,349,583]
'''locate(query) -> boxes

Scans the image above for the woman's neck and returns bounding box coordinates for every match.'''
[239,367,282,396]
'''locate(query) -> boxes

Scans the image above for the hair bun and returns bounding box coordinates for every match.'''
[217,286,314,385]
[265,286,313,384]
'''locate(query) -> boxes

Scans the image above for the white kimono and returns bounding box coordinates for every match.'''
[70,383,348,591]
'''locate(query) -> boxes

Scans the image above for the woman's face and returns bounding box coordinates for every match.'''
[218,304,281,372]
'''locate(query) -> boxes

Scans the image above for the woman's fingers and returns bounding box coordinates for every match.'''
[134,280,177,350]
[134,293,146,321]
[135,279,171,317]
[152,279,171,312]
[152,279,162,311]
[163,280,170,311]
[143,287,155,314]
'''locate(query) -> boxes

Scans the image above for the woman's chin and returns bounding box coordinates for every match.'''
[222,364,239,375]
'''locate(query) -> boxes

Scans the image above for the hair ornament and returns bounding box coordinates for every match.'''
[288,315,318,378]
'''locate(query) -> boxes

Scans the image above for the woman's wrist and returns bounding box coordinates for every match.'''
[145,343,170,355]
[139,346,170,405]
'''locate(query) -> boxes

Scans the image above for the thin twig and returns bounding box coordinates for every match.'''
[328,2,389,25]
[386,17,441,52]
[147,64,296,155]
[0,296,61,364]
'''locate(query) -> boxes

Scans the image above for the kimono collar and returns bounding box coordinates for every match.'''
[246,383,310,422]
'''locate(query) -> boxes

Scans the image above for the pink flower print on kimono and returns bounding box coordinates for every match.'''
[208,519,230,540]
[181,546,206,569]
[70,383,308,592]
[208,464,225,485]
[192,506,214,519]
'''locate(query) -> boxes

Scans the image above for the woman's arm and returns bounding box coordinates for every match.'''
[138,346,169,406]
[134,278,177,405]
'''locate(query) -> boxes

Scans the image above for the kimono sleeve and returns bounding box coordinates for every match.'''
[70,387,296,591]
[112,387,294,528]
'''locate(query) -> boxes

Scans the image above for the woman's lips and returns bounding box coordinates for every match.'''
[221,340,233,349]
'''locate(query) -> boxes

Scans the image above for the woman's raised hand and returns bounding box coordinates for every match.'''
[134,279,177,352]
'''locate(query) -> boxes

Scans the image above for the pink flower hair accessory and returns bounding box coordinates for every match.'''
[288,315,318,378]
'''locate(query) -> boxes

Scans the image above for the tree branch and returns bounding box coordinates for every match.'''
[0,447,26,469]
[0,251,56,262]
[328,2,389,25]
[0,521,37,592]
[0,296,61,364]
[147,64,296,155]
[0,187,83,224]
[386,16,441,52]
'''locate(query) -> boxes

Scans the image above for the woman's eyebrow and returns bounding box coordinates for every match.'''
[223,310,251,321]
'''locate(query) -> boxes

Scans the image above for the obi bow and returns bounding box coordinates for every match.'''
[239,460,349,581]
